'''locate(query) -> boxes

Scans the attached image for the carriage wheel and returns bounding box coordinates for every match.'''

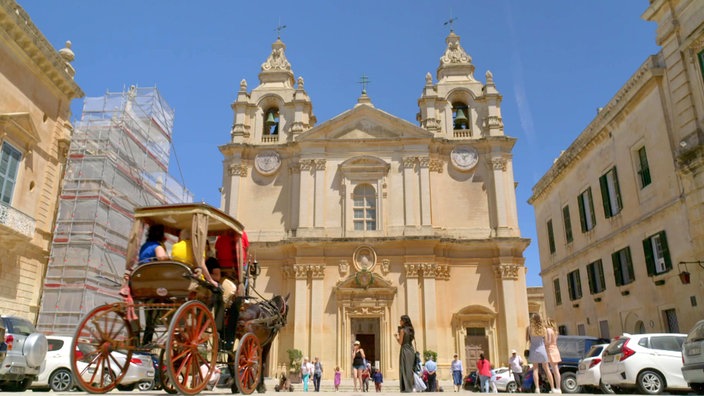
[165,300,218,395]
[159,349,178,394]
[70,304,135,393]
[234,332,261,395]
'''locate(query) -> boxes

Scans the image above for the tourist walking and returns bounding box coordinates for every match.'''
[476,353,491,393]
[352,341,366,392]
[313,356,323,392]
[508,349,524,391]
[451,353,463,392]
[526,313,555,393]
[334,366,341,391]
[395,315,415,393]
[546,318,562,393]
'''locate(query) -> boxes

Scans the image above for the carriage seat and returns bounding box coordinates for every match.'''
[130,261,211,303]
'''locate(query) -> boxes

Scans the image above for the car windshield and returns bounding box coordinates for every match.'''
[687,322,704,342]
[585,345,604,358]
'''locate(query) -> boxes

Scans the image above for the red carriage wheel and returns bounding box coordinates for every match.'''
[235,332,261,395]
[70,304,135,393]
[165,300,218,395]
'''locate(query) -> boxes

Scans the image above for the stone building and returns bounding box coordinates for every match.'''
[0,0,83,320]
[529,0,704,337]
[219,31,530,379]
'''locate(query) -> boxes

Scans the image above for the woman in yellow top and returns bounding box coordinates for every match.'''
[172,229,196,265]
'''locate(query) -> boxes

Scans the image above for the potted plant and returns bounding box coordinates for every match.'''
[287,348,303,384]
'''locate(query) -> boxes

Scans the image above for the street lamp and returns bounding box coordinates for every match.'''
[678,261,704,285]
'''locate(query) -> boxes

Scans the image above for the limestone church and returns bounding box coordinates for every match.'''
[218,31,530,380]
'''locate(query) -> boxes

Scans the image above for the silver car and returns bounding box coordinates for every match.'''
[682,320,704,393]
[0,316,47,392]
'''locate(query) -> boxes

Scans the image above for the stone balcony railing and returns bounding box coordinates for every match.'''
[0,201,35,239]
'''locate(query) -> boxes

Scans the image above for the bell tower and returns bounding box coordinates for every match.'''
[229,37,315,144]
[417,31,504,138]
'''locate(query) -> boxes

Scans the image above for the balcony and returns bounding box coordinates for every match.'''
[0,201,36,240]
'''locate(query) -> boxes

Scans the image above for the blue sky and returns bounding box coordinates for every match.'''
[19,1,659,287]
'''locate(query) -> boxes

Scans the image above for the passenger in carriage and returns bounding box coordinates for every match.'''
[172,228,196,266]
[215,230,249,351]
[205,240,221,283]
[138,224,169,264]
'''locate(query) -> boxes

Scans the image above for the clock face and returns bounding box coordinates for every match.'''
[450,147,479,171]
[254,151,281,175]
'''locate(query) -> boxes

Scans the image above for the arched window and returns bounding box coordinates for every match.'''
[352,184,376,231]
[452,102,469,130]
[264,108,279,135]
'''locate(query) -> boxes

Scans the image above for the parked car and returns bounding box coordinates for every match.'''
[576,343,613,394]
[601,332,688,394]
[0,321,7,366]
[493,367,519,392]
[74,346,155,391]
[554,335,610,393]
[0,315,47,391]
[682,319,704,393]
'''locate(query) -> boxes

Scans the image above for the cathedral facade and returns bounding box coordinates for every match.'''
[219,32,530,380]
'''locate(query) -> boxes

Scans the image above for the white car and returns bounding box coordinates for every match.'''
[682,319,704,393]
[601,333,688,394]
[32,336,154,392]
[492,367,518,392]
[576,343,612,394]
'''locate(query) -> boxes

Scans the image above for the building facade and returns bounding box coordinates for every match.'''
[0,0,83,320]
[529,0,704,338]
[220,32,530,379]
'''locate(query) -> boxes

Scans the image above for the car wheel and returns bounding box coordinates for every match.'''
[636,370,664,395]
[506,381,518,393]
[117,383,136,391]
[138,380,155,391]
[49,368,74,392]
[599,380,615,394]
[560,371,580,393]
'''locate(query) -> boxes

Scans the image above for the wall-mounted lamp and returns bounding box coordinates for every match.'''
[678,261,704,285]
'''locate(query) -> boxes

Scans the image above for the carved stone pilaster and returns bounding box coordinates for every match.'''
[402,156,417,169]
[380,259,390,275]
[300,160,315,171]
[339,260,350,276]
[293,264,309,279]
[282,265,293,279]
[418,156,430,168]
[494,264,520,280]
[404,263,421,278]
[229,164,248,177]
[429,159,443,173]
[314,159,326,170]
[491,157,507,171]
[310,264,325,279]
[288,162,301,174]
[433,263,450,280]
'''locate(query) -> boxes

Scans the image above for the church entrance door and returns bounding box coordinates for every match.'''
[352,317,380,368]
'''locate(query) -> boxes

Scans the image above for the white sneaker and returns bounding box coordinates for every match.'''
[552,389,561,394]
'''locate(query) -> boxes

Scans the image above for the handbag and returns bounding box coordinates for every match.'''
[413,371,427,392]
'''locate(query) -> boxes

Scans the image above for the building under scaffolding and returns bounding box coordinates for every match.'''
[36,86,193,334]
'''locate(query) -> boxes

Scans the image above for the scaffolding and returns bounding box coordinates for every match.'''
[36,86,193,335]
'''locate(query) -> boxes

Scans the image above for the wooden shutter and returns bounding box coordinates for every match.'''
[612,251,623,286]
[643,237,655,276]
[599,174,611,218]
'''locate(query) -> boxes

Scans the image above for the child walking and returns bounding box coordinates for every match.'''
[334,366,341,391]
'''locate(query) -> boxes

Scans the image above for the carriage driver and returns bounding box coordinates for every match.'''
[215,230,249,350]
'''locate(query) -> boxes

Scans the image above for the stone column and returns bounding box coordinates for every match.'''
[299,160,315,229]
[421,263,437,350]
[418,157,432,227]
[310,264,325,358]
[494,262,520,357]
[293,264,309,353]
[314,160,326,228]
[289,163,301,232]
[402,157,418,227]
[491,157,509,236]
[225,163,247,217]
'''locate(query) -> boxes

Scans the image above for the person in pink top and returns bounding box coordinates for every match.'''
[476,353,491,393]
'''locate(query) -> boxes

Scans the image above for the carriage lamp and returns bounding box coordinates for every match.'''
[678,261,704,284]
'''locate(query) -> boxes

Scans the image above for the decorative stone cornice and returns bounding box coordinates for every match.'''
[491,157,507,171]
[300,159,315,171]
[494,264,520,280]
[282,264,326,279]
[315,159,326,171]
[347,305,386,316]
[228,164,248,177]
[310,264,325,279]
[418,156,430,168]
[402,156,417,169]
[0,1,83,99]
[404,262,421,278]
[293,264,309,279]
[530,55,664,204]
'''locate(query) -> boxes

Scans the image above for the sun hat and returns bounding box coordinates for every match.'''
[511,349,517,354]
[354,340,360,345]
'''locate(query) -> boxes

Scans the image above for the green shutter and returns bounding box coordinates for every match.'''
[612,251,623,286]
[587,263,595,294]
[643,237,655,277]
[578,194,587,232]
[598,260,606,292]
[613,168,622,213]
[588,188,596,228]
[599,174,611,218]
[563,206,573,243]
[547,220,555,254]
[575,270,582,299]
[625,248,634,283]
[659,231,672,271]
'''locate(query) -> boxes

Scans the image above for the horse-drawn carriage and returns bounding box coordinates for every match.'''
[69,203,288,395]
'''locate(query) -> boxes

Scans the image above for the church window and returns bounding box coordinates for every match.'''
[263,108,280,136]
[452,103,469,130]
[0,142,22,205]
[352,184,376,231]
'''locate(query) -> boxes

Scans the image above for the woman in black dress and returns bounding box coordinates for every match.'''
[395,315,415,392]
